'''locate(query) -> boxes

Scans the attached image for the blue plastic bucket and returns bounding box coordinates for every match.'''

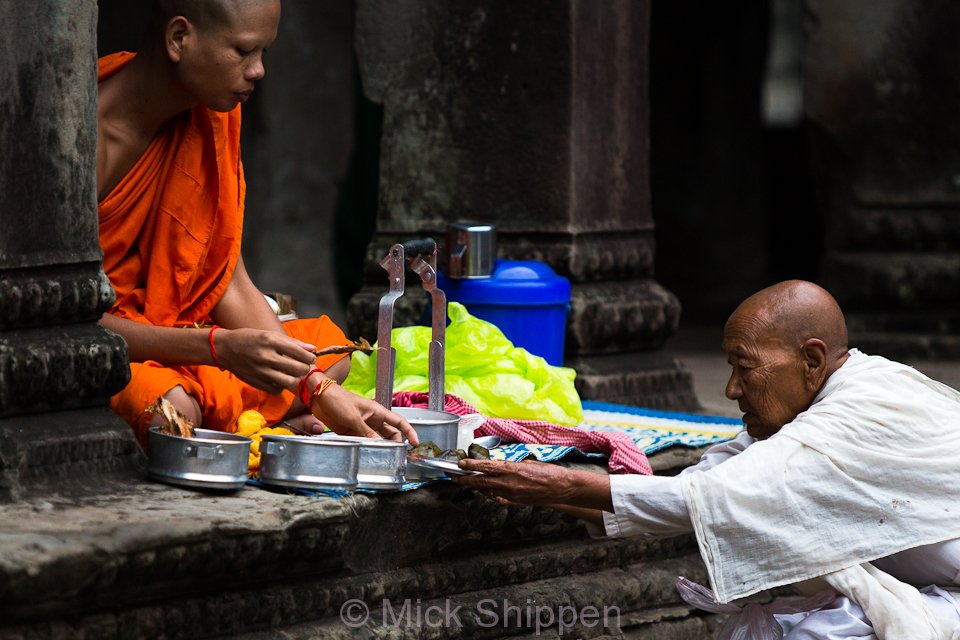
[437,260,571,366]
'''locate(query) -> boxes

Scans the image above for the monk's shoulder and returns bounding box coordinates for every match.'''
[96,79,154,201]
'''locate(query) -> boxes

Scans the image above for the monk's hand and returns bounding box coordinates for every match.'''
[452,459,574,506]
[310,383,419,444]
[215,328,316,393]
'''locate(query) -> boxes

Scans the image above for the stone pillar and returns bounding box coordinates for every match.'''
[0,1,140,500]
[350,0,697,409]
[806,0,960,358]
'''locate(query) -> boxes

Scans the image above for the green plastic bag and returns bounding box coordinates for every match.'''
[343,302,583,425]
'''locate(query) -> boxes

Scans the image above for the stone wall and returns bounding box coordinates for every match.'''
[348,0,698,410]
[806,0,960,358]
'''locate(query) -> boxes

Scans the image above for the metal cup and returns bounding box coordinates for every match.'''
[445,222,496,279]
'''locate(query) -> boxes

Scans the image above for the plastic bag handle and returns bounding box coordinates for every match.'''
[676,577,837,640]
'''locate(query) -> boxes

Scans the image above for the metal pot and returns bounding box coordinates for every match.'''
[319,434,407,490]
[147,427,252,491]
[259,435,359,491]
[395,407,461,479]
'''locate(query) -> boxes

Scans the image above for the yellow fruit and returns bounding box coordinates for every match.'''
[236,410,267,436]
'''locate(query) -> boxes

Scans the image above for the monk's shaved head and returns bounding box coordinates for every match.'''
[722,281,850,439]
[148,0,275,36]
[726,280,848,359]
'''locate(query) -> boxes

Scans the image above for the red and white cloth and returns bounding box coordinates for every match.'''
[392,392,652,475]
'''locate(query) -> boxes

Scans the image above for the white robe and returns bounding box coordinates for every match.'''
[598,350,960,638]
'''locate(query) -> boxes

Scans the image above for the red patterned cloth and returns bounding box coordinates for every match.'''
[392,392,652,475]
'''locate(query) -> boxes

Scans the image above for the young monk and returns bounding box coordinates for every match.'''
[97,0,415,447]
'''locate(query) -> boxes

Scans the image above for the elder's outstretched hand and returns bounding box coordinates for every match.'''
[455,459,614,512]
[453,459,575,505]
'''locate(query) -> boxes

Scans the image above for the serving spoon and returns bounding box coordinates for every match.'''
[470,435,501,449]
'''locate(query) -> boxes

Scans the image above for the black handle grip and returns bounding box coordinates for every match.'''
[402,238,437,257]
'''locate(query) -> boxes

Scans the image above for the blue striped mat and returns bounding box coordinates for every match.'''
[487,401,743,464]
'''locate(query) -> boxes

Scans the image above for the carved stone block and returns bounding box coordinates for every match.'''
[0,325,130,415]
[0,265,115,329]
[568,352,700,412]
[807,0,960,356]
[568,279,681,354]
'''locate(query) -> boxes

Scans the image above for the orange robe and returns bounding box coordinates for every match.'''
[98,52,348,446]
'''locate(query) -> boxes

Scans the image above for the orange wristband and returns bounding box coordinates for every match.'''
[311,378,336,404]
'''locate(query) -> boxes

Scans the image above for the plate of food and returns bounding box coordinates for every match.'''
[406,440,490,477]
[405,456,482,476]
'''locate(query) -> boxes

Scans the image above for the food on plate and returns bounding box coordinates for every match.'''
[467,443,490,460]
[408,440,491,461]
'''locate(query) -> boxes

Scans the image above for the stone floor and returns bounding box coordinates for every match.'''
[0,452,717,639]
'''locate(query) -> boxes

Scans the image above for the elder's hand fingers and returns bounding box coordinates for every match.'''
[459,458,495,473]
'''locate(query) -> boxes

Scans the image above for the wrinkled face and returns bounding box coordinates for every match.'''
[722,313,813,440]
[176,1,280,112]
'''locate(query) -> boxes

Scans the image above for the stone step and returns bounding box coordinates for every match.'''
[568,353,700,413]
[1,515,705,638]
[200,557,710,639]
[0,456,708,638]
[845,207,960,253]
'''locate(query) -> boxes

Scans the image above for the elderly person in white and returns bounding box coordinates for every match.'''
[456,280,960,639]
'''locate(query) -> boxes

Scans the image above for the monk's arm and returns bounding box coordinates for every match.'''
[199,254,319,391]
[210,255,286,333]
[99,314,223,366]
[100,255,316,392]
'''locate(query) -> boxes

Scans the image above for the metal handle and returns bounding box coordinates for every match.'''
[409,252,447,412]
[184,444,225,459]
[264,442,286,457]
[401,238,436,257]
[375,243,406,410]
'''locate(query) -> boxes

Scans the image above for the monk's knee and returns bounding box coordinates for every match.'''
[150,385,202,427]
[326,357,350,385]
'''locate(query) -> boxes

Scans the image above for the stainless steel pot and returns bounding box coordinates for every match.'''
[395,407,461,479]
[395,407,460,450]
[147,427,252,491]
[259,435,359,491]
[319,434,407,490]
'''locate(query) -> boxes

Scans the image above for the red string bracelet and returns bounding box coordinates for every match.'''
[299,367,323,406]
[208,325,222,368]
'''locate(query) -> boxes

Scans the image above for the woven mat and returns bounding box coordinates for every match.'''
[487,400,743,464]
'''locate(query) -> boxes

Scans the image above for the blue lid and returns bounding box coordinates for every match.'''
[437,259,571,305]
